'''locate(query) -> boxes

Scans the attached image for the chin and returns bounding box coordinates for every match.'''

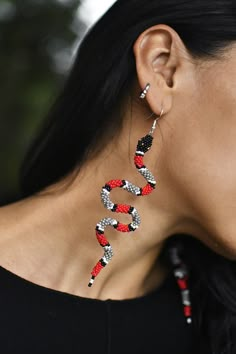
[194,221,236,261]
[207,236,236,261]
[191,229,236,261]
[215,246,236,261]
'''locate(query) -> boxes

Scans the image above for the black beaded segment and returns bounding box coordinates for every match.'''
[121,180,127,187]
[128,206,134,214]
[113,221,119,229]
[88,275,95,287]
[104,184,112,192]
[128,223,136,231]
[137,188,143,196]
[95,226,104,234]
[100,258,107,267]
[137,134,153,153]
[111,204,118,212]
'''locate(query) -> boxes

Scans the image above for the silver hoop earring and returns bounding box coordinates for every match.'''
[139,83,151,99]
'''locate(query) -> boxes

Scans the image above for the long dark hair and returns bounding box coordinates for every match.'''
[20,1,236,353]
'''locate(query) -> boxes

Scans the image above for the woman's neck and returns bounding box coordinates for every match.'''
[0,116,202,299]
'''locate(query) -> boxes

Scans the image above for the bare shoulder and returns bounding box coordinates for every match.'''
[0,199,35,274]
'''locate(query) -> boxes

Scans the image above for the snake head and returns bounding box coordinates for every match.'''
[137,134,153,153]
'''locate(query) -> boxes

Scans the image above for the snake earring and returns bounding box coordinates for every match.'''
[87,82,192,325]
[169,246,192,324]
[88,82,163,287]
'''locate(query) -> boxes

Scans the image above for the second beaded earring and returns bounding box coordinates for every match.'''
[88,83,163,287]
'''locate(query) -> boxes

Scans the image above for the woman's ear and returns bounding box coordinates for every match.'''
[133,24,189,115]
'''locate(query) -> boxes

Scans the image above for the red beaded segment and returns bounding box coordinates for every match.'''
[184,305,192,318]
[177,277,188,290]
[91,261,103,277]
[96,232,109,247]
[134,155,144,168]
[111,204,134,232]
[116,223,130,233]
[115,204,131,213]
[141,183,155,196]
[106,179,123,189]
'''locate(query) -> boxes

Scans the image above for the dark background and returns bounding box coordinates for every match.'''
[0,0,89,205]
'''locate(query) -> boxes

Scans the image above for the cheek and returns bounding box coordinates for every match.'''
[170,137,236,259]
[163,72,236,258]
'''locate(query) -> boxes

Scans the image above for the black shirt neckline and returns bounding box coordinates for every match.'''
[0,263,175,304]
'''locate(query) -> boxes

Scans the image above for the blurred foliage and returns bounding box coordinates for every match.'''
[0,0,86,205]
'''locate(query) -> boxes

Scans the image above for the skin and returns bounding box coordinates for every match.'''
[0,24,236,300]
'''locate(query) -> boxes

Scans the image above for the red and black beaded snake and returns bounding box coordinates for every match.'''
[88,123,157,287]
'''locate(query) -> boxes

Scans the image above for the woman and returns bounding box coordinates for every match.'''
[0,0,236,353]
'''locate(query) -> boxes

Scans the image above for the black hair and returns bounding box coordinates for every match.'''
[20,1,236,352]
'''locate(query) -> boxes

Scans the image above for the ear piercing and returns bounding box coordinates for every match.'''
[139,83,151,99]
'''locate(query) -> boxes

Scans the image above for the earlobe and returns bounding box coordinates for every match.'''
[133,25,182,114]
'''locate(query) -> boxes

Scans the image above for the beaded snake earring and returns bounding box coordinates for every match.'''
[169,246,192,324]
[88,82,161,287]
[88,82,192,324]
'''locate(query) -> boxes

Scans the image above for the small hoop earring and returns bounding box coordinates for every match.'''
[139,83,151,99]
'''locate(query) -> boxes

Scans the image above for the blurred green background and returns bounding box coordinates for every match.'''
[0,0,88,205]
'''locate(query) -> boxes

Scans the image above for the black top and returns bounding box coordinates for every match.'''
[0,265,196,354]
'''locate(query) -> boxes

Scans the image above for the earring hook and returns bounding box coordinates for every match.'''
[149,108,164,135]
